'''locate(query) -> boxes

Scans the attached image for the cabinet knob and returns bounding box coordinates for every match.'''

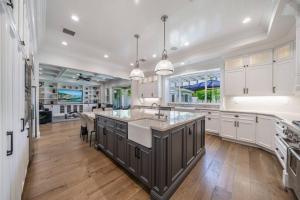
[276,147,278,151]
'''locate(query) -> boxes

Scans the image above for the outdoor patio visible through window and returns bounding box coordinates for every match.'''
[169,69,220,104]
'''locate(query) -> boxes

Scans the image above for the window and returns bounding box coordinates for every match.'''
[168,69,220,104]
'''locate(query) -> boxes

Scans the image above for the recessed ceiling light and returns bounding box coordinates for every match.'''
[104,54,109,58]
[62,41,68,46]
[242,17,251,24]
[71,15,79,22]
[181,62,185,65]
[184,41,189,46]
[152,54,157,58]
[130,63,134,66]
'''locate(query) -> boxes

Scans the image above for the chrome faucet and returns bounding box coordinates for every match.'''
[151,103,164,119]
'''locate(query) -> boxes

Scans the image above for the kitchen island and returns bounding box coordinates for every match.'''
[95,109,205,200]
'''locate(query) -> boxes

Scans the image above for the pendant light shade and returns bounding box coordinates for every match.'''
[155,15,174,76]
[129,34,144,80]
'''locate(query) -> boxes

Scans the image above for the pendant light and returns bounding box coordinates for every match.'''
[129,34,144,80]
[155,15,174,75]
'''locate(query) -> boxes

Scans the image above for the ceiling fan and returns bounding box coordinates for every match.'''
[76,73,91,81]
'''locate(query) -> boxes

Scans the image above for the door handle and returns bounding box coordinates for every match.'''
[7,131,13,156]
[21,118,25,132]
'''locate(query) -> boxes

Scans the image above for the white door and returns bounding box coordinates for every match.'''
[246,64,273,95]
[205,116,219,134]
[255,115,275,150]
[220,118,236,140]
[273,59,296,95]
[236,119,256,143]
[0,6,15,199]
[224,68,245,96]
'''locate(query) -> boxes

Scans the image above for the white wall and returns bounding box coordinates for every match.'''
[224,96,300,113]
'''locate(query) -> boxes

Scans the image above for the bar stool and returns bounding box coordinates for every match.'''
[86,117,96,147]
[79,113,88,141]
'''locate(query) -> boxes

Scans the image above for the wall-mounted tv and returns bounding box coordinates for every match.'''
[58,89,83,103]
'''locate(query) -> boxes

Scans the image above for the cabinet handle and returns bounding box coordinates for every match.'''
[243,88,246,94]
[281,156,284,160]
[246,88,249,94]
[272,86,276,94]
[234,115,239,118]
[273,60,276,63]
[234,121,236,127]
[207,118,211,120]
[208,111,211,114]
[119,136,122,141]
[135,147,140,159]
[256,116,258,123]
[276,148,279,151]
[189,128,192,135]
[276,134,279,136]
[21,118,25,132]
[7,131,13,156]
[6,0,14,9]
[237,121,239,127]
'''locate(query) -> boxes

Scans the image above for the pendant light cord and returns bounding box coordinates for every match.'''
[163,20,166,51]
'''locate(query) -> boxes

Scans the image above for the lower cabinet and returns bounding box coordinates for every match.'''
[186,122,196,166]
[220,113,256,143]
[115,131,127,167]
[126,140,152,188]
[205,116,219,133]
[105,128,115,157]
[255,115,276,150]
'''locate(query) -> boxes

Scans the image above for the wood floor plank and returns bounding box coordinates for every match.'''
[23,121,297,200]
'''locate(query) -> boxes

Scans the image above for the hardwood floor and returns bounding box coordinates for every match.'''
[22,121,296,200]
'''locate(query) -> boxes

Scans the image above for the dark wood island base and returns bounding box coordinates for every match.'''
[95,114,205,200]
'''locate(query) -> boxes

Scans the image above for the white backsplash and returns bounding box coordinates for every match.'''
[224,96,300,113]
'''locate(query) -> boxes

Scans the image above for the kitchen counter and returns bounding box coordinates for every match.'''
[94,109,204,131]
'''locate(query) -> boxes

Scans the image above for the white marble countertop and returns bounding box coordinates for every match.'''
[93,109,205,131]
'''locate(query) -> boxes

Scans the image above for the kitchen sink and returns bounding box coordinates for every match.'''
[128,119,163,148]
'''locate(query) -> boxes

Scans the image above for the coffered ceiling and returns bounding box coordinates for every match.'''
[40,0,295,78]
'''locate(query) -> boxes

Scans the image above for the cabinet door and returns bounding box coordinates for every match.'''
[115,131,126,167]
[273,59,296,95]
[126,141,138,176]
[196,119,205,154]
[248,50,272,67]
[236,119,255,143]
[186,123,196,166]
[274,42,294,62]
[96,124,105,150]
[224,69,245,96]
[205,116,219,133]
[225,56,244,70]
[246,64,273,95]
[138,146,152,188]
[220,118,236,140]
[170,126,185,182]
[105,128,115,157]
[255,115,275,150]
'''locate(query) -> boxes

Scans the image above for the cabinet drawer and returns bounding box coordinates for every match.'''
[106,118,115,128]
[115,120,128,134]
[221,112,255,121]
[275,137,287,169]
[205,110,219,117]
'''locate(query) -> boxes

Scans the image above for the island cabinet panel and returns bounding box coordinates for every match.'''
[138,146,152,187]
[105,128,115,158]
[96,123,105,150]
[186,122,196,166]
[115,131,127,167]
[127,140,139,176]
[170,126,185,182]
[126,140,152,188]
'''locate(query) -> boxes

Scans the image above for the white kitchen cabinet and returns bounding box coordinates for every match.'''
[204,110,220,134]
[224,43,296,96]
[255,115,276,150]
[224,68,245,96]
[273,58,296,95]
[246,64,273,95]
[220,118,236,140]
[236,119,256,143]
[220,112,255,143]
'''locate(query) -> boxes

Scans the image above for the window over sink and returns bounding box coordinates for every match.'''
[168,69,221,104]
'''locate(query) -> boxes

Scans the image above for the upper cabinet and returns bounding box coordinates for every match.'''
[139,76,161,98]
[224,42,296,96]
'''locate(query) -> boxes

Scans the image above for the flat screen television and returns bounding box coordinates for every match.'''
[58,89,83,103]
